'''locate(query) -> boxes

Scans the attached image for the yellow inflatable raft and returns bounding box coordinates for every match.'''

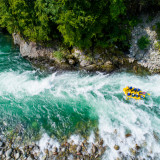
[123,86,150,100]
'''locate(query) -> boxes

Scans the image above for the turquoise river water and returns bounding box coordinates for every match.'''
[0,32,160,159]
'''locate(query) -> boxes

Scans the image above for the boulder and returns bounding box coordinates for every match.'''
[125,133,132,138]
[104,61,112,66]
[103,61,115,72]
[85,64,97,71]
[72,48,86,58]
[80,60,91,67]
[68,59,75,65]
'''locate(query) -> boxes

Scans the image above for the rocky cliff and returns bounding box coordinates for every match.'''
[12,32,150,74]
[129,13,160,73]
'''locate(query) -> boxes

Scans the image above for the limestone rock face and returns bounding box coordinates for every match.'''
[12,33,21,45]
[129,13,160,73]
[12,33,55,59]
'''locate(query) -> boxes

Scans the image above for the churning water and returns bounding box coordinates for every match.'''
[0,32,160,159]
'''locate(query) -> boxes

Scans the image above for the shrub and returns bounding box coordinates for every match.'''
[53,51,64,61]
[137,36,150,50]
[154,41,160,51]
[152,25,156,30]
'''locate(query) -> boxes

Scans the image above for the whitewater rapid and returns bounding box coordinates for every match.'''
[1,68,160,159]
[1,32,160,159]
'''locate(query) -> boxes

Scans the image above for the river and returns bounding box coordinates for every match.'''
[0,32,160,159]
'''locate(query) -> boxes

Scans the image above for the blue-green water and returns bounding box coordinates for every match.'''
[1,32,160,159]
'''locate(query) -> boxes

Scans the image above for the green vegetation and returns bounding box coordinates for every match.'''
[154,41,160,51]
[53,51,64,61]
[0,0,160,52]
[137,36,150,50]
[152,25,156,30]
[152,22,160,39]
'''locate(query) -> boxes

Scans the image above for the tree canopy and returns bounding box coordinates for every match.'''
[0,0,160,50]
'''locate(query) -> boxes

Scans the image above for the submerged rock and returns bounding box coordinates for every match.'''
[125,133,132,138]
[114,145,120,150]
[135,144,141,150]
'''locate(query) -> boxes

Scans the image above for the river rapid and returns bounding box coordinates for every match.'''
[0,32,160,159]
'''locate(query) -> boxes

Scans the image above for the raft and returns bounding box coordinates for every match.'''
[123,86,150,100]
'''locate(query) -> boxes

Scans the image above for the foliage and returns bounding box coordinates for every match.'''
[154,41,160,51]
[152,25,156,30]
[137,36,150,50]
[0,0,160,52]
[53,51,64,61]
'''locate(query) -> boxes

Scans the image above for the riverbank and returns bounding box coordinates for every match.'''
[12,33,150,75]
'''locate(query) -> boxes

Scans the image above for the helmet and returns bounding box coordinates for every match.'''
[127,92,131,96]
[141,95,144,99]
[132,94,135,97]
[136,94,139,97]
[138,89,140,92]
[129,87,132,89]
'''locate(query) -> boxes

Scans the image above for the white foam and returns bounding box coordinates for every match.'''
[37,133,60,152]
[1,69,160,159]
[68,134,84,145]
